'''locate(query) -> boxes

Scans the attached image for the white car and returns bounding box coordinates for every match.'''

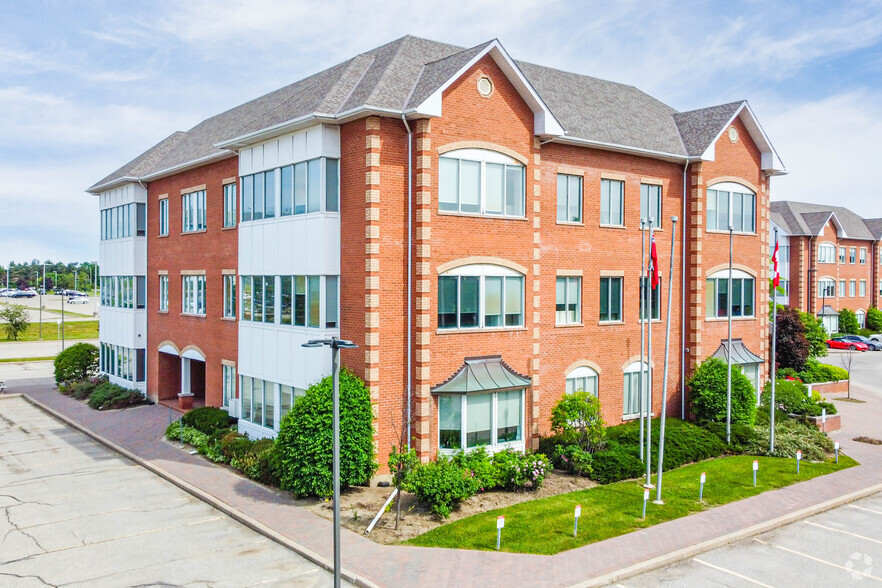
[67,296,90,304]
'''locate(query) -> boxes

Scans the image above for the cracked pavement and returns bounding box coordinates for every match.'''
[0,396,342,587]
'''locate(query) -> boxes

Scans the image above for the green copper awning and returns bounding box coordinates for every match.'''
[711,338,763,365]
[431,355,531,394]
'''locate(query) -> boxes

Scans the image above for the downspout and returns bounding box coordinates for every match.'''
[680,160,688,419]
[402,115,413,449]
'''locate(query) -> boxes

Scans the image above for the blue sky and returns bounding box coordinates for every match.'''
[2,0,881,264]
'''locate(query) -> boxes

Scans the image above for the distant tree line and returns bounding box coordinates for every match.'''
[1,260,99,291]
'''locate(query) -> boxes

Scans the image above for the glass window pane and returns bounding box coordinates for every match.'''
[557,175,567,222]
[718,191,729,230]
[555,277,566,323]
[601,180,610,224]
[460,160,480,213]
[308,159,321,212]
[732,277,742,317]
[325,276,338,328]
[484,276,503,327]
[505,166,524,216]
[611,180,623,225]
[568,176,581,222]
[308,276,320,327]
[438,276,458,329]
[732,191,743,232]
[280,276,292,324]
[497,390,522,442]
[439,395,461,449]
[280,166,293,216]
[744,278,754,316]
[265,382,275,430]
[717,278,728,317]
[466,393,492,447]
[706,189,717,230]
[744,193,754,232]
[600,277,609,320]
[253,172,265,220]
[610,277,621,321]
[439,158,458,211]
[504,276,523,326]
[242,277,252,321]
[242,377,252,420]
[253,379,264,425]
[280,385,293,421]
[253,276,264,322]
[294,276,306,326]
[485,163,504,214]
[294,162,307,214]
[568,278,580,323]
[459,276,480,327]
[325,159,339,212]
[264,276,275,324]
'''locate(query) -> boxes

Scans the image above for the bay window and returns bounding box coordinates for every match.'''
[241,158,339,222]
[439,149,525,217]
[438,265,524,329]
[437,390,524,452]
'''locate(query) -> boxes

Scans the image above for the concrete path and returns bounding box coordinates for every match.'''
[0,395,340,587]
[1,356,880,587]
[0,340,98,360]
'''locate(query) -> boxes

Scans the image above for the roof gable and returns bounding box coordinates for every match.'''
[771,201,876,240]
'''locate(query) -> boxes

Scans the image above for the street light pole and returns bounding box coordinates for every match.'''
[726,224,734,445]
[302,336,358,588]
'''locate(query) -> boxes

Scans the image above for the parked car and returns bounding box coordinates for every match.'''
[870,333,882,344]
[839,334,881,351]
[67,295,90,305]
[14,289,36,298]
[826,337,869,351]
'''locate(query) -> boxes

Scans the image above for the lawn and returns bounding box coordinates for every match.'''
[1,320,98,342]
[0,356,55,363]
[404,454,858,554]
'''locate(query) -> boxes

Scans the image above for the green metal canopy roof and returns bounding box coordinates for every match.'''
[711,338,763,365]
[431,355,531,394]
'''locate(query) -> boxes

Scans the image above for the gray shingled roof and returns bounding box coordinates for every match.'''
[771,201,876,240]
[89,35,770,192]
[863,218,882,240]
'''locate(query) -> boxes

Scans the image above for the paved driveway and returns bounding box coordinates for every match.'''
[0,396,341,587]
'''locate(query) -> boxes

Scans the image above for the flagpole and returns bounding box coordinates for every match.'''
[645,223,654,488]
[656,216,677,503]
[638,219,646,462]
[726,223,734,445]
[770,227,779,452]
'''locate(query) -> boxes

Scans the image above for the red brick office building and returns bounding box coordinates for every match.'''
[89,36,785,465]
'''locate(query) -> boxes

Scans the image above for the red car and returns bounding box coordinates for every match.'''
[826,337,869,351]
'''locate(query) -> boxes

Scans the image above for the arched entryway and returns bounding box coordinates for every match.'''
[157,342,206,410]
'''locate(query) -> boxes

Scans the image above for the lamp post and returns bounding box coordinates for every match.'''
[726,224,733,445]
[301,336,358,588]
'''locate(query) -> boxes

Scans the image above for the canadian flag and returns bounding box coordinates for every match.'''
[650,235,659,289]
[772,237,780,288]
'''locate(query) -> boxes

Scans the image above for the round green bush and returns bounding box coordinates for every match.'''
[404,457,479,518]
[550,390,605,452]
[181,406,236,435]
[450,447,500,491]
[54,342,99,385]
[275,369,377,498]
[688,358,757,426]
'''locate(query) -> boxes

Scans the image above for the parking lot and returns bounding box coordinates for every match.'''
[0,396,341,587]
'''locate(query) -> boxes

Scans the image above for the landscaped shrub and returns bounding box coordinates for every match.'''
[86,381,148,410]
[0,303,30,340]
[232,438,282,486]
[450,447,500,491]
[590,446,644,484]
[404,457,479,518]
[867,307,882,332]
[839,308,859,334]
[701,421,759,449]
[537,433,567,460]
[54,342,99,384]
[688,358,757,426]
[551,444,593,477]
[606,419,728,469]
[275,369,377,498]
[774,307,810,371]
[748,419,834,461]
[549,390,605,452]
[67,377,104,400]
[181,406,236,435]
[165,422,209,448]
[800,311,828,358]
[491,449,551,491]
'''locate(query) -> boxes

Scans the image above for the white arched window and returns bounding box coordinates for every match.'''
[706,269,755,318]
[817,243,836,264]
[566,366,598,396]
[438,264,524,329]
[622,361,650,418]
[818,278,835,298]
[856,309,866,328]
[707,182,756,233]
[439,149,525,217]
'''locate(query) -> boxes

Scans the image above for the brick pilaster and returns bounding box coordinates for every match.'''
[364,117,382,441]
[530,137,542,450]
[413,119,433,462]
[686,161,704,372]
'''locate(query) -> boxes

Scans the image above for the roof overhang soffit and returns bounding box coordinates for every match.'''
[411,41,565,138]
[700,102,787,175]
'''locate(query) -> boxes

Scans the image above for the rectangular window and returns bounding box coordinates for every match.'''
[438,395,462,449]
[159,199,169,236]
[265,276,275,323]
[496,389,522,443]
[136,203,146,237]
[280,276,293,325]
[860,280,867,297]
[705,276,755,318]
[280,165,294,216]
[253,172,265,220]
[466,393,492,448]
[600,179,624,226]
[325,276,338,328]
[623,370,645,417]
[555,276,581,324]
[253,276,264,321]
[223,183,237,227]
[264,170,276,219]
[136,348,145,382]
[860,248,867,264]
[294,162,307,214]
[136,276,146,309]
[182,275,206,315]
[294,276,306,326]
[850,247,857,264]
[242,276,252,321]
[639,276,661,321]
[241,376,252,420]
[557,174,582,223]
[706,188,755,232]
[252,378,264,426]
[326,158,340,212]
[839,280,846,297]
[850,280,856,297]
[566,372,598,396]
[839,247,846,264]
[264,381,275,430]
[599,277,622,322]
[222,364,235,407]
[437,274,523,329]
[307,159,321,213]
[307,276,320,327]
[438,391,524,451]
[223,275,236,318]
[182,190,207,233]
[280,385,294,422]
[438,155,525,217]
[242,175,253,222]
[640,184,661,228]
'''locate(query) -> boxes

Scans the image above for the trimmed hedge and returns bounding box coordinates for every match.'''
[181,406,236,435]
[86,382,148,410]
[688,358,756,426]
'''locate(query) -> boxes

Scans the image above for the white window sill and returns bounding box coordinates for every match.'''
[705,229,757,236]
[181,313,206,318]
[436,326,527,334]
[598,320,625,326]
[599,224,627,230]
[180,229,208,235]
[704,316,756,323]
[221,225,237,231]
[221,316,237,322]
[438,440,525,455]
[554,322,583,328]
[556,220,584,227]
[158,310,168,314]
[621,412,656,421]
[437,210,529,221]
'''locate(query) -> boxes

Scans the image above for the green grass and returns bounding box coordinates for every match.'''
[0,356,55,363]
[1,320,98,342]
[41,308,95,318]
[404,454,858,554]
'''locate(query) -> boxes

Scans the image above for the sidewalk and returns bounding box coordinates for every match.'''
[3,377,881,587]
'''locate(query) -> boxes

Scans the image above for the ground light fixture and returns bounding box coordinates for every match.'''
[301,337,358,588]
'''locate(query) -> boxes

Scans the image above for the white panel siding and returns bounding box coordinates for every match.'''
[238,323,335,390]
[238,214,340,276]
[98,308,146,349]
[240,124,339,176]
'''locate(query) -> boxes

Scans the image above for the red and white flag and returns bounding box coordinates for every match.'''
[650,235,659,289]
[771,237,780,288]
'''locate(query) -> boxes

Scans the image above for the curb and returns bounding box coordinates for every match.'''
[8,393,380,588]
[573,480,882,587]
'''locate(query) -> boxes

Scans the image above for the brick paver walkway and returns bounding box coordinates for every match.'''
[4,377,881,588]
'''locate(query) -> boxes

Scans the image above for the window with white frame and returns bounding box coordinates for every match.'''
[223,275,236,318]
[850,280,856,297]
[640,184,661,229]
[600,179,624,226]
[706,183,756,233]
[276,275,338,328]
[779,278,790,297]
[839,246,846,264]
[860,247,867,264]
[622,362,649,418]
[182,190,207,233]
[438,265,524,329]
[223,183,237,228]
[439,149,525,217]
[240,276,275,323]
[818,243,836,264]
[99,343,143,382]
[557,174,582,223]
[639,276,661,321]
[159,199,169,236]
[839,280,846,297]
[100,203,138,240]
[555,276,581,324]
[280,384,306,423]
[159,275,168,311]
[850,247,857,264]
[780,245,790,262]
[98,276,144,309]
[566,366,598,396]
[860,280,867,297]
[239,376,275,430]
[705,270,755,318]
[241,158,339,221]
[182,275,206,315]
[437,389,524,451]
[820,278,836,298]
[599,276,623,322]
[742,364,760,403]
[222,364,236,407]
[857,309,866,328]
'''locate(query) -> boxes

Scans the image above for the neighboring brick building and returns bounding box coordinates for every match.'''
[770,201,881,333]
[88,36,785,466]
